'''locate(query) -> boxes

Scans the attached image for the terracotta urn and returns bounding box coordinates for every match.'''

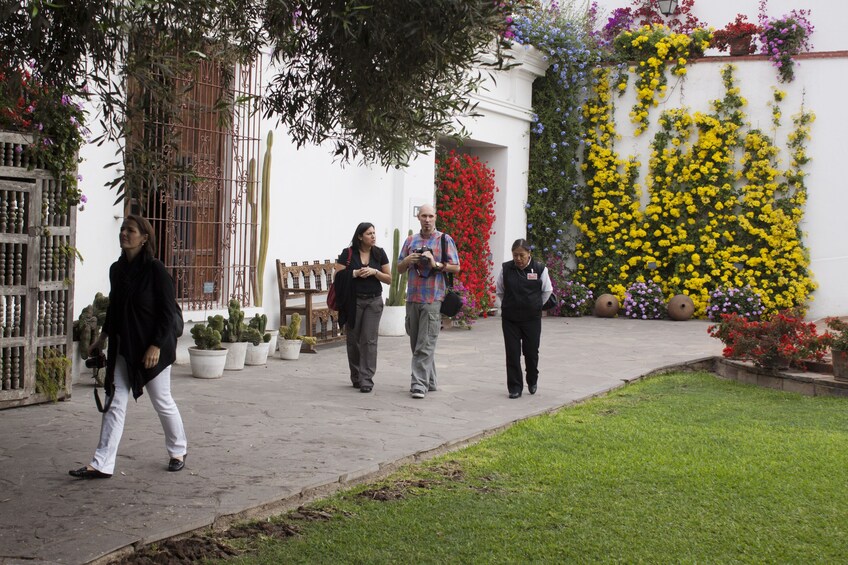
[667,294,695,321]
[594,294,619,318]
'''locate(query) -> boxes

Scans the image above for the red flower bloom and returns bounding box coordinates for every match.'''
[435,150,498,314]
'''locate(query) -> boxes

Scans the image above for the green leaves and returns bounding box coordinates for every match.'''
[263,0,518,166]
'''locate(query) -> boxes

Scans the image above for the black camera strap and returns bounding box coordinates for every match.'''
[440,233,454,289]
[94,388,113,413]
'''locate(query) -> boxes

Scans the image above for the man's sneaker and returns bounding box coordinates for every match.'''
[411,390,425,399]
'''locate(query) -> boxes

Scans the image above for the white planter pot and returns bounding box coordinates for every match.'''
[245,342,270,365]
[278,339,302,360]
[188,347,228,379]
[221,341,248,371]
[379,304,407,337]
[266,330,279,354]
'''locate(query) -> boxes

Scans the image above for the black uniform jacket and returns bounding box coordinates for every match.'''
[500,259,546,322]
[102,253,178,400]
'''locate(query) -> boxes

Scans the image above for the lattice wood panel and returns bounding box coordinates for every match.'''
[0,131,76,409]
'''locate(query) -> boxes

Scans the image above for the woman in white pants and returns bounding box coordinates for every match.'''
[69,214,186,479]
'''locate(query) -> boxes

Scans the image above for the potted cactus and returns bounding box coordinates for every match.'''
[71,292,109,385]
[244,313,272,365]
[220,299,248,370]
[278,313,318,360]
[379,227,411,337]
[188,316,227,379]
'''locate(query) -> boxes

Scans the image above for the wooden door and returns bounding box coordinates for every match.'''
[0,131,76,409]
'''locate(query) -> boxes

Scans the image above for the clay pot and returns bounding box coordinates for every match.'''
[728,35,755,56]
[594,294,619,318]
[667,294,695,321]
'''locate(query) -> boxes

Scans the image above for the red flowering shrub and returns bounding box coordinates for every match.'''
[435,150,498,315]
[708,309,829,370]
[712,14,760,54]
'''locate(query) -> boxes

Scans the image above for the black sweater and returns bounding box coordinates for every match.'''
[103,253,177,400]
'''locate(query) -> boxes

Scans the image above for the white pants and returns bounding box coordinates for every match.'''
[90,355,187,474]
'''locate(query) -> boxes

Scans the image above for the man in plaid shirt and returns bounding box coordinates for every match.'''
[398,204,460,399]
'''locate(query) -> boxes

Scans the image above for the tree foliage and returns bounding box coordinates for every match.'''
[1,0,521,196]
[263,0,519,166]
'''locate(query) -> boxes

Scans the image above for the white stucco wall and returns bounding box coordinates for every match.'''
[72,46,547,344]
[74,3,844,325]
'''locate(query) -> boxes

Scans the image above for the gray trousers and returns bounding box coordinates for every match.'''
[346,295,384,387]
[406,301,442,393]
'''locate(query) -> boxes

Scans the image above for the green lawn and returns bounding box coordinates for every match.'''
[216,372,848,564]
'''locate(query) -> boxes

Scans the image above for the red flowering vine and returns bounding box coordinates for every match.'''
[435,150,498,314]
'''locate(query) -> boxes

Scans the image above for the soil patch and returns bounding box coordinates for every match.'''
[113,505,338,564]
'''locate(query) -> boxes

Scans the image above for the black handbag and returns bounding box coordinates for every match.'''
[438,234,462,317]
[327,247,352,311]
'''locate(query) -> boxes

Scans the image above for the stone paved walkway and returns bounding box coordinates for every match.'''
[0,316,723,564]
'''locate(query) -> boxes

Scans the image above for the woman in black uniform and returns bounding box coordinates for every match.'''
[496,239,552,399]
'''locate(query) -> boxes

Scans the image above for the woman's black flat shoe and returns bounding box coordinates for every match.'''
[168,456,186,472]
[69,467,112,479]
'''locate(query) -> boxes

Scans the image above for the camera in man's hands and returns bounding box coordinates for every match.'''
[85,353,106,370]
[412,245,432,258]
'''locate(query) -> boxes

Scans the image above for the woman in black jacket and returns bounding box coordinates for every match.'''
[69,215,186,479]
[496,239,553,399]
[334,222,391,393]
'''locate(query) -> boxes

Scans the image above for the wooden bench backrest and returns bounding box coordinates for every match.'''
[276,260,336,295]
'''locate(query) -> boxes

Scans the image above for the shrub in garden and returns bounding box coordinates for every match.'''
[555,281,594,317]
[706,286,766,321]
[824,317,848,352]
[708,309,829,370]
[545,255,592,316]
[451,280,479,329]
[622,280,665,320]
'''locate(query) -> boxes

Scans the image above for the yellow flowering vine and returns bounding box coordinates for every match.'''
[573,67,642,299]
[613,24,712,136]
[574,64,816,316]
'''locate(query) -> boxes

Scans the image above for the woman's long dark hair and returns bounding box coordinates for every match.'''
[350,222,375,251]
[124,214,156,260]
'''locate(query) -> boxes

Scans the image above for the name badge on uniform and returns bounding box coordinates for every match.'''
[527,273,538,280]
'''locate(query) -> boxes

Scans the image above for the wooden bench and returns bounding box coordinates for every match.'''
[276,259,343,349]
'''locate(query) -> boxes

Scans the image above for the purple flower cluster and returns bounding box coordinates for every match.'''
[556,280,593,317]
[706,286,766,321]
[600,8,634,47]
[623,281,665,320]
[451,280,478,328]
[758,4,814,82]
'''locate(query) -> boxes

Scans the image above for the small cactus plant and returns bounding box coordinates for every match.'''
[387,228,411,307]
[190,318,223,350]
[280,312,317,346]
[221,299,245,343]
[241,326,263,346]
[74,292,109,358]
[248,313,271,342]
